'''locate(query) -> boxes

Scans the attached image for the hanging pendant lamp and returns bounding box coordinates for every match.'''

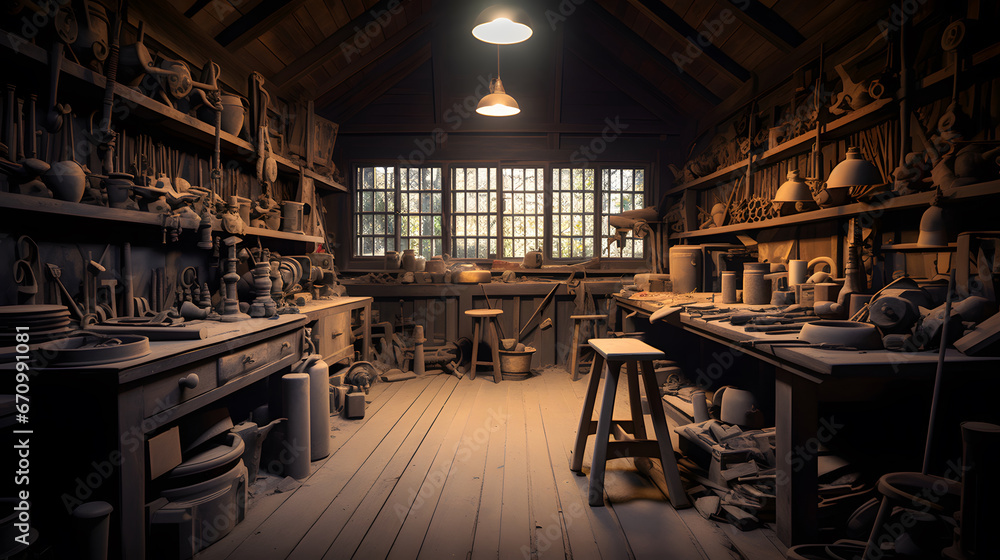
[472,5,532,44]
[477,45,520,116]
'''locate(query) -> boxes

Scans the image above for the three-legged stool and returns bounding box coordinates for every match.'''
[570,338,689,508]
[568,314,606,381]
[464,308,504,383]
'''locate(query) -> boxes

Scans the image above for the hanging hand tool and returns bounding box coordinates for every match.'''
[45,263,84,321]
[516,283,559,341]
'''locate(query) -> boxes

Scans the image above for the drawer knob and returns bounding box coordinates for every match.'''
[281,341,292,352]
[242,355,256,366]
[178,373,199,389]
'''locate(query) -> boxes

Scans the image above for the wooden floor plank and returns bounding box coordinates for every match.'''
[321,376,462,559]
[414,379,509,559]
[522,377,573,560]
[198,381,401,560]
[352,376,483,560]
[287,374,454,558]
[198,367,785,560]
[227,377,440,560]
[383,380,492,560]
[498,382,532,560]
[536,369,633,560]
[469,383,511,560]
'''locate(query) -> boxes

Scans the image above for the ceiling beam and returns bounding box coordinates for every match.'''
[270,0,416,90]
[723,0,805,53]
[306,12,434,102]
[214,0,310,51]
[337,122,678,135]
[581,0,723,105]
[322,41,434,123]
[183,0,212,18]
[703,0,889,134]
[627,0,750,84]
[563,31,687,125]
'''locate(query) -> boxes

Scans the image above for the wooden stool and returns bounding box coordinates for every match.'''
[570,338,689,509]
[465,308,504,383]
[568,314,606,381]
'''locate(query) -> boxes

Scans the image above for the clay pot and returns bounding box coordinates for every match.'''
[42,160,87,202]
[401,249,417,272]
[384,251,401,270]
[220,94,247,136]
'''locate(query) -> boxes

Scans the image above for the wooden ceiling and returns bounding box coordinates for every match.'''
[155,0,893,135]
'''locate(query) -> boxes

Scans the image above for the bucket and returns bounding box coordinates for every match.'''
[498,346,535,379]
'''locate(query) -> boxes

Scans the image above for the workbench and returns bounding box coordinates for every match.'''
[298,297,373,365]
[613,294,1000,547]
[29,315,306,559]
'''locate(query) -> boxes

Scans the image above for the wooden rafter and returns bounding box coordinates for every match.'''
[582,0,723,105]
[270,0,417,92]
[563,31,687,125]
[626,0,750,84]
[305,12,434,102]
[321,41,434,123]
[214,0,310,51]
[703,0,886,133]
[337,122,679,135]
[723,0,805,53]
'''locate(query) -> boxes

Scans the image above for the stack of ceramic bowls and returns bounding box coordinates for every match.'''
[0,305,72,346]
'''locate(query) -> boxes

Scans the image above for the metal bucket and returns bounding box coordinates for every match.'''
[498,346,535,379]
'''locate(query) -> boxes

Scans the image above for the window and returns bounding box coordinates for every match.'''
[451,167,497,259]
[551,168,596,258]
[602,168,645,258]
[399,167,443,258]
[501,166,545,258]
[355,165,395,257]
[352,163,648,262]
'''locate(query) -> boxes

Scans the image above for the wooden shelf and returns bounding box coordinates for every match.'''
[0,192,323,243]
[0,30,345,194]
[670,179,1000,240]
[666,98,897,196]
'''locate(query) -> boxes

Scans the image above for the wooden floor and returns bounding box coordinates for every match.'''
[197,367,786,560]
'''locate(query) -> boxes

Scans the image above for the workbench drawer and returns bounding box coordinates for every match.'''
[313,312,353,365]
[143,361,218,419]
[217,330,300,385]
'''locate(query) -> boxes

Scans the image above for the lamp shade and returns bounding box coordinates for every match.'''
[472,5,533,44]
[477,77,520,116]
[826,147,882,189]
[773,170,812,202]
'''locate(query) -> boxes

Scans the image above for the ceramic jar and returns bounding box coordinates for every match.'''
[401,249,417,271]
[385,251,401,270]
[721,271,738,304]
[742,268,770,305]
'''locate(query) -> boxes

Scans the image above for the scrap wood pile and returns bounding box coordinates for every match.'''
[672,418,871,534]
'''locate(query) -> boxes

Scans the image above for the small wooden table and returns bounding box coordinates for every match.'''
[570,338,690,508]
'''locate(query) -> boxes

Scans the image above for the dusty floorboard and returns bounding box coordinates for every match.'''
[196,367,786,560]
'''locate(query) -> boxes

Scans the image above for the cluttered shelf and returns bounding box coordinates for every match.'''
[0,192,324,243]
[0,30,345,193]
[670,179,1000,240]
[666,98,897,196]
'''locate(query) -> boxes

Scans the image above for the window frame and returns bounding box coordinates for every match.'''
[348,160,651,268]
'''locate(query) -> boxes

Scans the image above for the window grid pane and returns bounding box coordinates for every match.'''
[601,167,646,258]
[501,167,545,258]
[451,167,497,258]
[399,167,443,258]
[355,165,395,256]
[552,167,596,258]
